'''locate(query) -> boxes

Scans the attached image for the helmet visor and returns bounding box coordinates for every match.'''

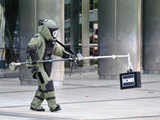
[49,28,59,38]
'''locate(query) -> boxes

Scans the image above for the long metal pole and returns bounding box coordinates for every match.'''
[11,54,133,71]
[77,55,129,60]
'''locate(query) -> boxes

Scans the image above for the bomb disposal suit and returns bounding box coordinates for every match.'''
[27,18,69,112]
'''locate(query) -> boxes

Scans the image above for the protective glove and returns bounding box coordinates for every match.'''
[9,62,18,71]
[70,54,78,64]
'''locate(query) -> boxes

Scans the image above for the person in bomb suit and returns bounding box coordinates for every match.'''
[27,18,70,112]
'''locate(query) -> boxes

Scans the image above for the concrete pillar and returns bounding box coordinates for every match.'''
[82,0,90,66]
[98,0,142,80]
[0,3,5,49]
[37,0,65,86]
[143,0,160,74]
[19,0,64,86]
[0,3,5,70]
[19,0,37,85]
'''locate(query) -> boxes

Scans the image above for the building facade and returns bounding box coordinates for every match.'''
[0,0,160,84]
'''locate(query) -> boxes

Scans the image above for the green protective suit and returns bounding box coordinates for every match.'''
[27,22,63,111]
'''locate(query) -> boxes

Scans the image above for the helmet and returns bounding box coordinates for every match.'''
[39,18,58,29]
[39,18,59,39]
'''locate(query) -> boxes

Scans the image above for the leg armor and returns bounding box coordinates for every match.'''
[31,62,59,111]
[30,89,45,111]
[44,81,57,109]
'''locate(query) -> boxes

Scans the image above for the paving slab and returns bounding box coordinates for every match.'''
[0,73,160,120]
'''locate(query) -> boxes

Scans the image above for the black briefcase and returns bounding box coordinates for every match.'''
[120,71,141,89]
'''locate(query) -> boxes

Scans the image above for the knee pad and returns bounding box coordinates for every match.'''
[45,81,54,92]
[32,68,38,79]
[32,72,37,79]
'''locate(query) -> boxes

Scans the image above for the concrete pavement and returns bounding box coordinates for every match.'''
[0,72,160,120]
